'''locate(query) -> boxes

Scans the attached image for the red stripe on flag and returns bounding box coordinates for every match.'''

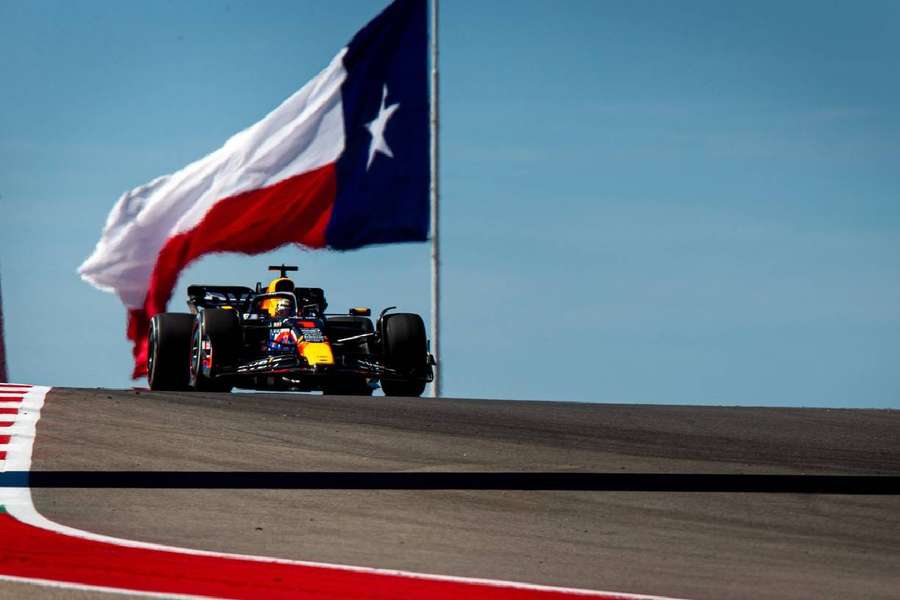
[0,512,619,599]
[129,163,336,378]
[0,408,18,414]
[0,451,6,460]
[0,435,10,444]
[0,422,11,428]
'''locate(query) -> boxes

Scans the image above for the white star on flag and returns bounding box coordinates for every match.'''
[365,84,400,170]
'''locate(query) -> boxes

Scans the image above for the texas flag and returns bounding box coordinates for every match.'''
[78,0,428,378]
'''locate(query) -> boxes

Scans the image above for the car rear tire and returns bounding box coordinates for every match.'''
[148,313,194,391]
[380,313,428,397]
[190,309,240,393]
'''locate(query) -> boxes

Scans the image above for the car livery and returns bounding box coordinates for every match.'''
[146,265,434,396]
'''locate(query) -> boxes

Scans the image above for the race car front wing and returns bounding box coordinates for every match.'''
[229,354,433,382]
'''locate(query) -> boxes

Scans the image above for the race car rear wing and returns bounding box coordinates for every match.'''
[186,285,328,316]
[187,285,256,314]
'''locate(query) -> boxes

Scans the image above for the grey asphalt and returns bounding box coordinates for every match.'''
[17,388,900,599]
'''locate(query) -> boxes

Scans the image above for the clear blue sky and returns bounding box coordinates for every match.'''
[1,1,898,406]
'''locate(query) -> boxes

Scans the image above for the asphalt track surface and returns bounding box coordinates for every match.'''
[17,388,900,599]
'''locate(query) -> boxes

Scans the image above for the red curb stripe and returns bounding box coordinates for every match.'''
[0,408,18,415]
[0,513,620,600]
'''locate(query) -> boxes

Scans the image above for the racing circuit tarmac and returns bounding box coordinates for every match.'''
[14,388,900,599]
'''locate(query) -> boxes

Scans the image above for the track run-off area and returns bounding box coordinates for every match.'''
[1,384,899,599]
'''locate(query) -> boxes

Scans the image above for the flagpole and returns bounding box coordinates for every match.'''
[0,269,8,383]
[429,0,441,398]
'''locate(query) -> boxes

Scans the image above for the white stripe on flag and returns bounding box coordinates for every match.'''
[78,50,348,309]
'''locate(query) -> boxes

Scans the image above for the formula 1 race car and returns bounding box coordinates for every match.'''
[147,265,435,396]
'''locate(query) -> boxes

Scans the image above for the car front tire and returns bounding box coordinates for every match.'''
[380,313,428,397]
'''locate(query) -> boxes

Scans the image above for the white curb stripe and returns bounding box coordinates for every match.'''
[0,412,36,424]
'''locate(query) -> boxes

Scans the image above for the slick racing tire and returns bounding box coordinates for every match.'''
[380,313,428,397]
[190,309,240,393]
[148,313,194,391]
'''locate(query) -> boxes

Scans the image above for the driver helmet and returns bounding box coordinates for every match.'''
[274,298,294,318]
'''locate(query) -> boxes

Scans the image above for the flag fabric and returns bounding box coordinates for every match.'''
[78,0,428,378]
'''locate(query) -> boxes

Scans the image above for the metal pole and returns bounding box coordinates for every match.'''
[429,0,441,398]
[0,271,8,383]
